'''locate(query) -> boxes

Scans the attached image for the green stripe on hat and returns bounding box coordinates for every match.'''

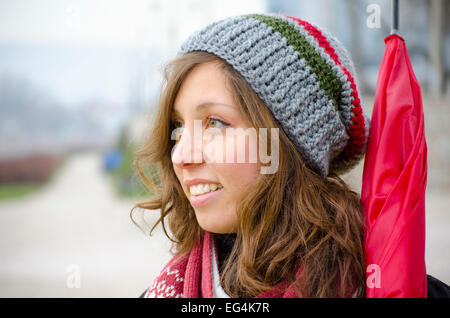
[247,14,344,115]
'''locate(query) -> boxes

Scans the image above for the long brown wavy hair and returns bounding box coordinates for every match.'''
[131,51,366,298]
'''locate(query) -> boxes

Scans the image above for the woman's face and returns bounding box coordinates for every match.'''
[171,61,261,234]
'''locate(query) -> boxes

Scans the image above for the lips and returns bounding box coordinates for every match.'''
[188,187,223,207]
[184,178,221,187]
[184,178,224,207]
[189,183,223,196]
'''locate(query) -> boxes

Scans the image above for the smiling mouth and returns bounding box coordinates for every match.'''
[189,183,223,196]
[188,186,224,207]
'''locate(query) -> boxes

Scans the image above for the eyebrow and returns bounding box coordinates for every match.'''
[172,102,234,116]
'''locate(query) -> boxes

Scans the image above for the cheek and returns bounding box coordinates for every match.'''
[229,132,261,172]
[218,134,261,195]
[203,129,261,165]
[172,164,183,188]
[220,163,260,191]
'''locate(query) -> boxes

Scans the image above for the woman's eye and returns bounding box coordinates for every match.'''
[206,117,229,129]
[171,117,229,131]
[172,120,183,129]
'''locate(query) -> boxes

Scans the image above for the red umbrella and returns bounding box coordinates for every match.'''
[361,31,428,297]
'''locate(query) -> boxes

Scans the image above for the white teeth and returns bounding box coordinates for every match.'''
[189,183,223,196]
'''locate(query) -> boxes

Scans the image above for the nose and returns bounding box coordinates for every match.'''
[171,124,203,168]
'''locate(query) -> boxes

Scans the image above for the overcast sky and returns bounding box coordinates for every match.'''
[0,0,267,47]
[0,0,267,108]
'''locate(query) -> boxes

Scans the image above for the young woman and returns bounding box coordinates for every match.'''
[133,13,371,298]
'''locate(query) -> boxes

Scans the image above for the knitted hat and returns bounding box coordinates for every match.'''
[177,13,370,177]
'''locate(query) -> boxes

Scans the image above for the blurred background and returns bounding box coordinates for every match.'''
[0,0,448,297]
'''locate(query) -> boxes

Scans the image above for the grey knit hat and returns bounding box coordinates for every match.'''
[177,13,370,177]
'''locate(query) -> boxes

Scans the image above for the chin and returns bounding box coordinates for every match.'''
[195,211,236,234]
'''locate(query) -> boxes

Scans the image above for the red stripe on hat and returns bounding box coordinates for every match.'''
[282,14,367,160]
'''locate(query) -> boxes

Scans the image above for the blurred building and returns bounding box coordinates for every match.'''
[267,0,449,96]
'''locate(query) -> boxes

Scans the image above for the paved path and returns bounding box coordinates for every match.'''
[0,151,448,297]
[0,152,172,297]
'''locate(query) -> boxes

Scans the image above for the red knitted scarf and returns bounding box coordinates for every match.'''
[144,231,298,298]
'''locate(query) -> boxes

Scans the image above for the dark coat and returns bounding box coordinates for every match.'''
[427,275,450,298]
